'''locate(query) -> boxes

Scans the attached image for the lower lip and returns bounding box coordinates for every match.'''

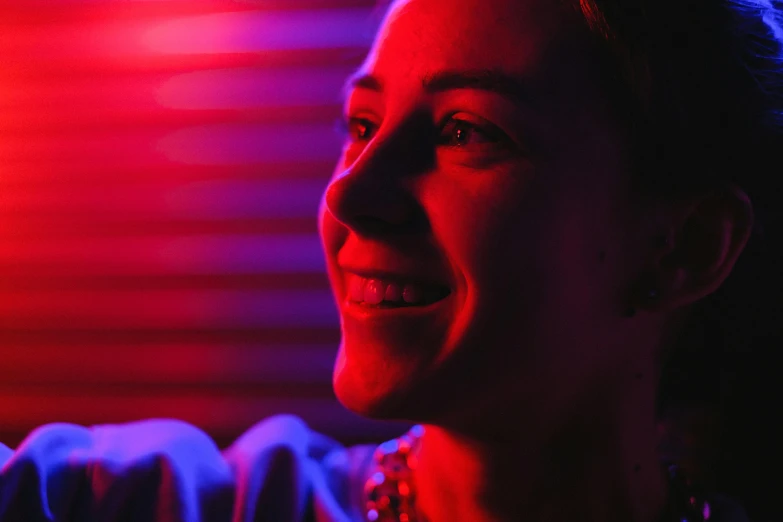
[342,293,453,318]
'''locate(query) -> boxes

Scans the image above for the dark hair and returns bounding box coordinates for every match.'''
[573,0,782,191]
[373,0,783,517]
[570,1,782,518]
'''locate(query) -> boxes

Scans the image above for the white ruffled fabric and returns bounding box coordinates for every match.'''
[0,415,375,522]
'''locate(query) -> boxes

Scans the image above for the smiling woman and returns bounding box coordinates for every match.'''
[2,0,782,521]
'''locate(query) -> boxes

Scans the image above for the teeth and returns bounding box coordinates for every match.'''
[384,283,402,302]
[364,279,384,305]
[345,274,448,306]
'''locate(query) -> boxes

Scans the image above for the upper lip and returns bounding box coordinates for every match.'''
[340,265,452,288]
[336,241,455,290]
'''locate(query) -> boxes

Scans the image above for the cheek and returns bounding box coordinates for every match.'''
[424,170,615,322]
[422,170,539,288]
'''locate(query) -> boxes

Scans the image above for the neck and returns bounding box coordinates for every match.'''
[413,373,669,522]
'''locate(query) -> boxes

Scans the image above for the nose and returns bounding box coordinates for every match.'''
[324,122,431,237]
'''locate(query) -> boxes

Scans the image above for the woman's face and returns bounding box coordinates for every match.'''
[319,0,648,426]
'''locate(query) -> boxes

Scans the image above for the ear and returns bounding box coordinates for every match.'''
[639,184,754,313]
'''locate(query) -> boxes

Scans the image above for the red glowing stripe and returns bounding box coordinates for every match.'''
[0,343,336,385]
[0,288,337,329]
[0,179,328,220]
[0,9,376,62]
[0,234,325,275]
[0,393,390,441]
[143,9,376,54]
[155,67,354,110]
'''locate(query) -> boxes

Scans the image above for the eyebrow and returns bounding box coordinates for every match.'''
[345,72,383,93]
[342,69,531,104]
[423,70,531,104]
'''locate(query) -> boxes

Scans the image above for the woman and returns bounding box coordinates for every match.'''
[1,0,781,521]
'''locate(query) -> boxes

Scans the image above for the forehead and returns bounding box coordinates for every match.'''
[363,0,572,84]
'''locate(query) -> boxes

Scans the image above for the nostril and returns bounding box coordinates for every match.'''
[325,176,424,236]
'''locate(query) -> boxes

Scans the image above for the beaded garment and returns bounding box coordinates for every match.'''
[363,425,712,522]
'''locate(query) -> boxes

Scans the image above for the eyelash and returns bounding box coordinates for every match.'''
[336,115,511,149]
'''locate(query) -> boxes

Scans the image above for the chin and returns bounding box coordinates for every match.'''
[330,330,488,425]
[331,340,428,420]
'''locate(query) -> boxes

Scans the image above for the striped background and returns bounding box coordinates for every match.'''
[0,0,411,449]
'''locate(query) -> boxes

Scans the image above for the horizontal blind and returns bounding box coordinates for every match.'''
[0,0,410,448]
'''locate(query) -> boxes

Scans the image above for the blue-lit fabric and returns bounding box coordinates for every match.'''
[0,415,375,522]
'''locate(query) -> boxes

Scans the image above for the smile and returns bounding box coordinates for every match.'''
[345,273,451,308]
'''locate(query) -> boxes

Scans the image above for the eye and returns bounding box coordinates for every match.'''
[337,116,378,143]
[438,117,510,148]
